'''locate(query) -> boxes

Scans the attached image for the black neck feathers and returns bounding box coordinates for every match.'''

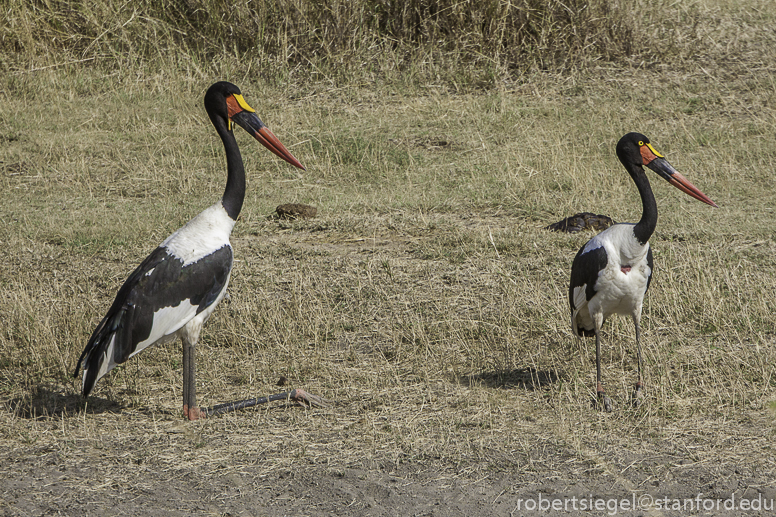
[213,119,246,221]
[630,165,657,245]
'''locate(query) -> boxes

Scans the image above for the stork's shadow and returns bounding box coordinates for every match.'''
[6,384,318,420]
[6,383,126,419]
[460,367,559,390]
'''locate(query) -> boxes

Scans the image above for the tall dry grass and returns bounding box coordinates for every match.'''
[2,0,703,88]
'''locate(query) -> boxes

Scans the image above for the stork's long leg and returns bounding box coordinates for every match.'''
[181,323,204,420]
[632,313,645,407]
[182,336,200,419]
[182,337,190,417]
[178,319,327,419]
[593,313,612,412]
[202,389,330,416]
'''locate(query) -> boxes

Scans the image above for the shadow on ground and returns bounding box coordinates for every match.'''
[460,367,559,390]
[5,384,125,419]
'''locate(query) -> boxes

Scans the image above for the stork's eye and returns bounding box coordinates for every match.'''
[638,141,644,146]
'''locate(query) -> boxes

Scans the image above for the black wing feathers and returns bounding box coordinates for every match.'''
[645,246,654,293]
[75,245,233,395]
[568,245,608,312]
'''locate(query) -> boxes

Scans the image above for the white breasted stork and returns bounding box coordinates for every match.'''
[74,82,305,420]
[569,132,717,411]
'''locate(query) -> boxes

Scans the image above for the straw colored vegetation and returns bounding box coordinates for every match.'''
[1,0,775,514]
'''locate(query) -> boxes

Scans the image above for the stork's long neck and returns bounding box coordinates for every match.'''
[630,165,657,245]
[215,122,246,220]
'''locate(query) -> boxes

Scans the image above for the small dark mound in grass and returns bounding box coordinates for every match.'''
[545,212,614,233]
[276,203,317,220]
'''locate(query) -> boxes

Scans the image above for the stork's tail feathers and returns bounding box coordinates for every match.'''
[74,312,122,397]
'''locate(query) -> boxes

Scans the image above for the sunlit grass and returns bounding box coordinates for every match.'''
[1,0,776,513]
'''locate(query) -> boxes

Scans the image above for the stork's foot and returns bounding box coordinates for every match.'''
[183,405,206,421]
[597,391,613,412]
[289,388,330,408]
[632,382,645,408]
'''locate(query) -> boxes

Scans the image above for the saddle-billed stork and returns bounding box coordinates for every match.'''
[569,133,716,411]
[74,82,305,420]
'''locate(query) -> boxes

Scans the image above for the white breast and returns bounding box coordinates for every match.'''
[162,202,236,266]
[588,224,651,318]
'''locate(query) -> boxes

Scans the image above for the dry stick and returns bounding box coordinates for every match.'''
[488,226,500,258]
[203,388,329,417]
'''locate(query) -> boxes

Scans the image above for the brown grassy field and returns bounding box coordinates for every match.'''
[1,0,776,515]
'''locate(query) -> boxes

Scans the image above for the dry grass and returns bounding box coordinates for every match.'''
[1,0,757,90]
[1,0,776,514]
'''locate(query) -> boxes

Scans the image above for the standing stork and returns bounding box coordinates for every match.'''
[74,82,305,420]
[569,133,716,411]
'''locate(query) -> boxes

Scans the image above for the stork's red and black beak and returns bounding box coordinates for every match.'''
[640,142,717,208]
[226,93,305,170]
